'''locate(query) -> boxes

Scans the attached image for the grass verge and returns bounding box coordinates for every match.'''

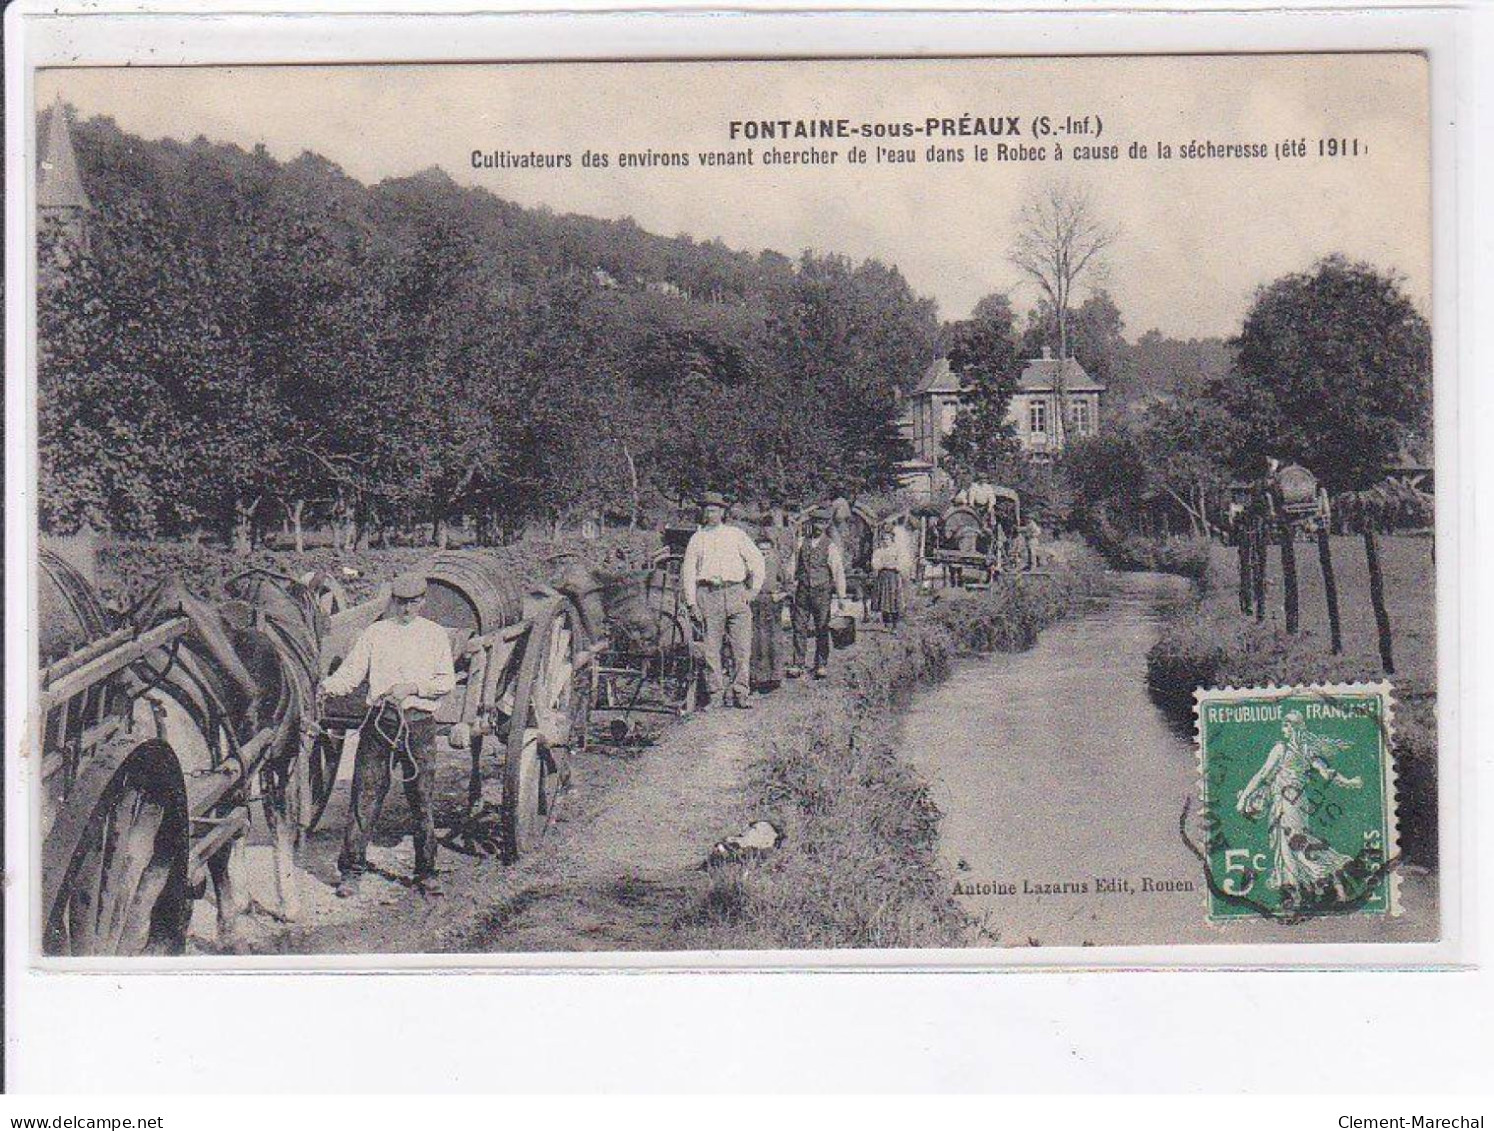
[1146,536,1438,867]
[675,546,1105,950]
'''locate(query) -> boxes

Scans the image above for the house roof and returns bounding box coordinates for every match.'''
[1016,357,1104,393]
[914,354,1106,397]
[914,358,962,396]
[37,99,90,212]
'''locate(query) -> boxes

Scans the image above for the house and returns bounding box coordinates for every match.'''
[900,348,1104,489]
[1010,349,1104,458]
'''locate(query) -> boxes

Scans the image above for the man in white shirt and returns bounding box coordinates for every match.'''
[321,571,456,897]
[681,491,765,709]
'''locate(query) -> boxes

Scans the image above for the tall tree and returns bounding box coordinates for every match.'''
[1222,256,1431,491]
[940,294,1022,484]
[1009,181,1117,446]
[1222,255,1430,671]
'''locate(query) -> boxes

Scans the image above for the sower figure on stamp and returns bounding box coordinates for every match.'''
[320,572,456,898]
[787,506,847,680]
[681,492,765,710]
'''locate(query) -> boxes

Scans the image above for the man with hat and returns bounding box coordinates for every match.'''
[681,491,766,709]
[787,506,847,680]
[320,571,457,897]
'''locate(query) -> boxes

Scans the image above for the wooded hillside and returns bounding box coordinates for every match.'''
[39,112,940,548]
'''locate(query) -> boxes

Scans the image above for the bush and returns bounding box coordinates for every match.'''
[1086,520,1212,583]
[1146,601,1438,868]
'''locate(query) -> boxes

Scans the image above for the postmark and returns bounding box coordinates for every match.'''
[1196,683,1399,923]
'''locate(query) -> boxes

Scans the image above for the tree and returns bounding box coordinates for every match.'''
[1009,181,1117,445]
[1020,290,1126,390]
[940,295,1022,484]
[1222,255,1431,492]
[1222,255,1431,671]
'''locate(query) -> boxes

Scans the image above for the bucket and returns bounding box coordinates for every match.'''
[829,615,856,649]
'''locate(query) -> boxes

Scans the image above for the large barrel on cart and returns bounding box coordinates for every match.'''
[37,546,597,957]
[315,552,595,861]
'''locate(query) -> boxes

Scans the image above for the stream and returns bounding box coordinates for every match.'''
[899,571,1436,948]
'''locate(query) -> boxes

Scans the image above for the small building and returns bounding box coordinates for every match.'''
[900,348,1104,488]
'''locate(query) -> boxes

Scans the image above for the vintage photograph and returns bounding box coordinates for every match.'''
[29,54,1437,961]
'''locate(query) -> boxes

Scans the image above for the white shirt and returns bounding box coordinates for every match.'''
[321,615,457,713]
[681,522,766,606]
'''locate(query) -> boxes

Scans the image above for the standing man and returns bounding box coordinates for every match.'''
[750,531,786,693]
[788,506,847,680]
[681,492,765,709]
[320,572,456,898]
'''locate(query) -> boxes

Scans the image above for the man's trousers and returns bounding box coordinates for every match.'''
[792,586,833,672]
[698,582,753,702]
[338,707,439,880]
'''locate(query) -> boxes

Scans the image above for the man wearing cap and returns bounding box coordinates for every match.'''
[320,571,456,897]
[681,492,765,709]
[787,506,848,680]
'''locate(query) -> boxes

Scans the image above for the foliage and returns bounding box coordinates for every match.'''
[939,294,1021,485]
[38,109,938,543]
[1220,255,1432,491]
[1020,290,1127,390]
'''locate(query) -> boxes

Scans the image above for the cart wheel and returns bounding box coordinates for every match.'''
[43,739,190,957]
[295,728,345,833]
[502,597,588,861]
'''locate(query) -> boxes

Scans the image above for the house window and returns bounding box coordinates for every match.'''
[1069,400,1091,435]
[1029,400,1048,434]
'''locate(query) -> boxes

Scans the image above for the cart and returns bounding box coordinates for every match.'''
[587,553,702,740]
[38,548,598,956]
[313,552,598,861]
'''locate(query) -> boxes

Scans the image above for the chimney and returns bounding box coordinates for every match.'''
[1041,346,1052,360]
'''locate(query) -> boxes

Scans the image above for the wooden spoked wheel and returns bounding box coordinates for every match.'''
[502,598,589,862]
[43,740,190,957]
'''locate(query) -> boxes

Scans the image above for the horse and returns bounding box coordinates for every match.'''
[125,568,327,940]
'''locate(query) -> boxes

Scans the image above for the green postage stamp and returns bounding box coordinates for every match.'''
[1196,683,1400,922]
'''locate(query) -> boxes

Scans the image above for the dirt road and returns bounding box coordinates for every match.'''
[201,687,790,956]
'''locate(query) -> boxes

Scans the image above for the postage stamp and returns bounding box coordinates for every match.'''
[1196,683,1399,923]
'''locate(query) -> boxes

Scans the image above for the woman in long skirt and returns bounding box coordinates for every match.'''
[871,524,909,630]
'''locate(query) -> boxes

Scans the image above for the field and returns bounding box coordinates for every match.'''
[1148,532,1439,865]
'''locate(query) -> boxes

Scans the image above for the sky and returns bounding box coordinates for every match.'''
[37,55,1430,339]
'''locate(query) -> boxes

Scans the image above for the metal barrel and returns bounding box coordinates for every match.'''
[422,552,528,634]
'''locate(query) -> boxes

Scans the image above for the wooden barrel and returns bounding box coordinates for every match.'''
[423,552,527,634]
[39,547,113,666]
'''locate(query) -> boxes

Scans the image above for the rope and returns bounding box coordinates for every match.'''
[362,699,421,785]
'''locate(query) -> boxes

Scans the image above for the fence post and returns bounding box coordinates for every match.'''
[1316,524,1343,654]
[1363,527,1395,673]
[1251,519,1267,623]
[1236,529,1253,615]
[1278,518,1300,634]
